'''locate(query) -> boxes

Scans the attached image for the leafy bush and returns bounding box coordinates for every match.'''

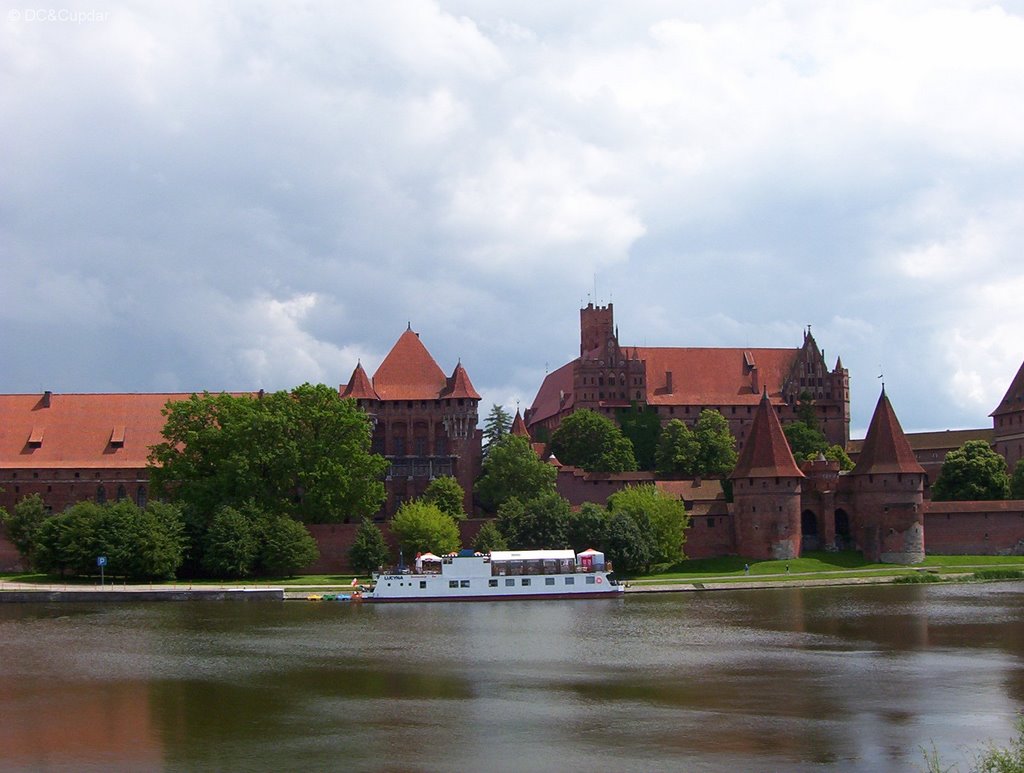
[32,500,184,580]
[348,518,391,575]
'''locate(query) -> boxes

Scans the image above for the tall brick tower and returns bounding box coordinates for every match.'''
[848,388,925,564]
[573,303,647,415]
[730,389,805,560]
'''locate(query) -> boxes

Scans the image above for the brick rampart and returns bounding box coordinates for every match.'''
[924,501,1024,555]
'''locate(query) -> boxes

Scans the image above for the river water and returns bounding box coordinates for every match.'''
[2,582,1024,772]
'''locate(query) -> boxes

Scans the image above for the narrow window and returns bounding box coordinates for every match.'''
[586,576,596,584]
[449,580,459,588]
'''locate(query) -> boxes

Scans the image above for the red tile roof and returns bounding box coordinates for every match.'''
[639,346,797,405]
[0,392,246,470]
[527,361,575,424]
[441,362,481,400]
[731,391,804,479]
[850,389,925,476]
[371,328,449,400]
[991,360,1024,417]
[340,362,379,400]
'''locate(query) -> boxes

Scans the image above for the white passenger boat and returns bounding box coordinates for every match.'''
[365,548,624,602]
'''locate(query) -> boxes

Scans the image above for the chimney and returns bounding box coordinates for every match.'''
[751,366,760,395]
[665,371,673,394]
[42,390,51,408]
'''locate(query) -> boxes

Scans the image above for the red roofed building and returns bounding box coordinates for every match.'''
[992,359,1024,472]
[526,303,849,452]
[340,326,482,516]
[0,391,254,516]
[0,327,481,532]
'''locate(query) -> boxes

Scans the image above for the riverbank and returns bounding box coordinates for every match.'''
[2,567,1020,601]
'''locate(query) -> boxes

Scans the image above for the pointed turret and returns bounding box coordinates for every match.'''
[441,361,481,400]
[510,409,529,438]
[341,362,379,401]
[372,328,448,400]
[730,390,804,561]
[731,390,804,480]
[848,387,925,564]
[850,388,925,476]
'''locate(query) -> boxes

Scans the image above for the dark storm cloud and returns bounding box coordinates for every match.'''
[2,0,1023,435]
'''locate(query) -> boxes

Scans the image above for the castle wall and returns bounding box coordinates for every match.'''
[731,478,802,560]
[924,501,1024,555]
[684,513,737,559]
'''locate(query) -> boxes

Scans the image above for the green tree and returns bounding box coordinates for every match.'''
[617,404,661,471]
[824,444,855,471]
[693,410,739,476]
[550,409,637,473]
[474,434,557,513]
[932,440,1010,501]
[422,475,466,521]
[202,506,259,578]
[607,484,689,563]
[31,500,183,579]
[603,512,652,575]
[390,501,461,556]
[783,421,829,460]
[566,502,609,554]
[497,490,570,549]
[2,493,49,563]
[1012,460,1024,500]
[472,520,508,553]
[257,514,319,577]
[348,518,391,575]
[656,419,700,475]
[149,384,388,526]
[483,404,513,456]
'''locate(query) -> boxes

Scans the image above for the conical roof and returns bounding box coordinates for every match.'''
[441,361,481,400]
[510,409,529,437]
[850,388,925,475]
[372,328,448,400]
[991,360,1024,417]
[731,390,804,479]
[341,362,379,400]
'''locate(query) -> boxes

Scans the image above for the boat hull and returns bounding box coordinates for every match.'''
[365,589,624,603]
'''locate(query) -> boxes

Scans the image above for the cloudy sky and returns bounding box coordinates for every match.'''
[3,1,1024,436]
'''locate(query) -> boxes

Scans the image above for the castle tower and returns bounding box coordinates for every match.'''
[991,359,1024,473]
[573,303,647,417]
[510,409,529,438]
[848,388,925,564]
[730,389,805,560]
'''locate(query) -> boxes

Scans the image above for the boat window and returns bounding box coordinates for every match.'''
[460,580,470,588]
[521,578,531,586]
[565,577,574,585]
[545,578,555,586]
[449,580,459,588]
[419,581,426,589]
[586,576,596,584]
[505,578,515,587]
[489,579,498,587]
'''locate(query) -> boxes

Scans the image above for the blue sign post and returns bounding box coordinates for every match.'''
[97,555,107,587]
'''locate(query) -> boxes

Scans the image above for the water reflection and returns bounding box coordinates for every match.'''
[1,583,1023,771]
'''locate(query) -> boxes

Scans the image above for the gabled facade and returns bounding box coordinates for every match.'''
[526,303,849,452]
[992,359,1024,473]
[341,327,482,516]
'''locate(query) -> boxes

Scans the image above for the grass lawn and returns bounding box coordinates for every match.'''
[0,572,365,587]
[629,552,1024,584]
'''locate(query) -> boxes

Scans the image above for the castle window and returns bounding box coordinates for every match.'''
[137,486,147,508]
[96,485,106,504]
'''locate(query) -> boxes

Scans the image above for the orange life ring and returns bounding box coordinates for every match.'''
[597,576,603,584]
